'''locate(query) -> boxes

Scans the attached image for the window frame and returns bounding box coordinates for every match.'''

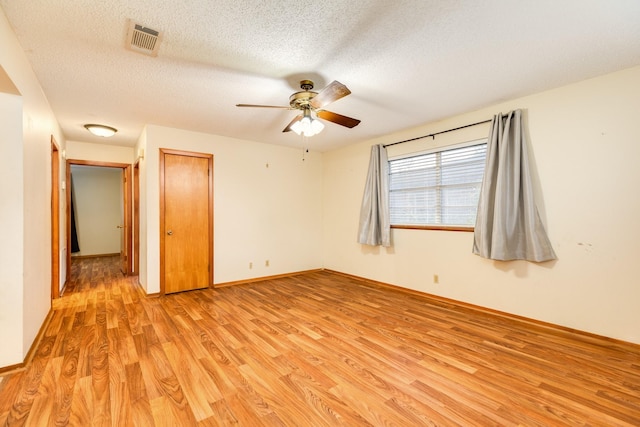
[388,138,487,232]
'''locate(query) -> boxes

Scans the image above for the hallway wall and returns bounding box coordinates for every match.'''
[0,9,66,367]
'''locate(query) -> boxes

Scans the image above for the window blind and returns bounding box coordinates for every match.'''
[389,141,487,227]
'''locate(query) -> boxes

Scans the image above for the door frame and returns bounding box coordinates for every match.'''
[51,138,60,299]
[159,148,214,295]
[65,159,133,282]
[133,159,140,276]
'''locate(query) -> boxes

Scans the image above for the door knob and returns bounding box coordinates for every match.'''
[167,230,173,235]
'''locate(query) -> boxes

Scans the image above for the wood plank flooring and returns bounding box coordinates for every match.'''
[1,255,639,426]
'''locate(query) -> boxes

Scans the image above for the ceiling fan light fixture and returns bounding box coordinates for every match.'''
[290,120,304,136]
[84,124,117,137]
[291,110,324,137]
[311,117,325,134]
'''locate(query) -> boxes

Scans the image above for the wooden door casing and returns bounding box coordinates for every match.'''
[133,160,140,276]
[119,168,129,275]
[51,138,60,299]
[160,149,213,294]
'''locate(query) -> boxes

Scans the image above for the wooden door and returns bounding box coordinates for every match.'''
[160,149,213,294]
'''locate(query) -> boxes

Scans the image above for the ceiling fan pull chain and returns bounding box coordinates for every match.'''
[301,134,309,161]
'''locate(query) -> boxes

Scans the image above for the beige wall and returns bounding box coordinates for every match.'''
[0,8,66,367]
[136,125,324,294]
[71,166,122,257]
[323,66,640,344]
[0,91,24,366]
[136,128,148,290]
[66,140,134,164]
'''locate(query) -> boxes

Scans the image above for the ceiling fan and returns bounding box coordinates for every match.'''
[236,80,360,137]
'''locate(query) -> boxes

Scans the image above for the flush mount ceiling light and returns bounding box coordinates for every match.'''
[84,124,117,137]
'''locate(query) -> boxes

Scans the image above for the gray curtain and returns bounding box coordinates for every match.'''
[473,110,556,262]
[358,144,391,247]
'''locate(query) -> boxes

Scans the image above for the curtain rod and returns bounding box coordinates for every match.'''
[383,118,492,148]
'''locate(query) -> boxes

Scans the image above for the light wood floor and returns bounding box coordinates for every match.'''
[1,256,639,426]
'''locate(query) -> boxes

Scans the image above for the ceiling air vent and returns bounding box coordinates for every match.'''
[126,21,162,57]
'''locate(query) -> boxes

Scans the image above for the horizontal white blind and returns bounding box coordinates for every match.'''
[389,142,487,227]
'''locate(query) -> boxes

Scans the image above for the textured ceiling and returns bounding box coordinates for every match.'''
[2,0,640,151]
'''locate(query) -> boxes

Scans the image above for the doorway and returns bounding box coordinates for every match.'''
[65,160,133,285]
[160,149,213,294]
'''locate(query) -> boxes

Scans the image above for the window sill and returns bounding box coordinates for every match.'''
[391,225,474,232]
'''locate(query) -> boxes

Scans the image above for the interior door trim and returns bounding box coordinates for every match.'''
[159,148,214,295]
[133,159,140,277]
[51,137,60,299]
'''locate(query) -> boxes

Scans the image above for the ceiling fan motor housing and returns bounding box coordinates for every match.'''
[289,90,317,109]
[288,80,318,109]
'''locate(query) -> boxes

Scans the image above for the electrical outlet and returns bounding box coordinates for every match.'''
[249,262,253,269]
[433,274,439,284]
[265,260,270,267]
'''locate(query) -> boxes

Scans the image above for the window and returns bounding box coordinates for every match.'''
[389,140,487,229]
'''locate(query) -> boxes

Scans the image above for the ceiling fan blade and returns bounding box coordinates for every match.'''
[316,110,361,128]
[236,104,291,109]
[309,81,351,109]
[282,114,303,132]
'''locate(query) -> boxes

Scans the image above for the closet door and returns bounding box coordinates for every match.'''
[160,149,213,294]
